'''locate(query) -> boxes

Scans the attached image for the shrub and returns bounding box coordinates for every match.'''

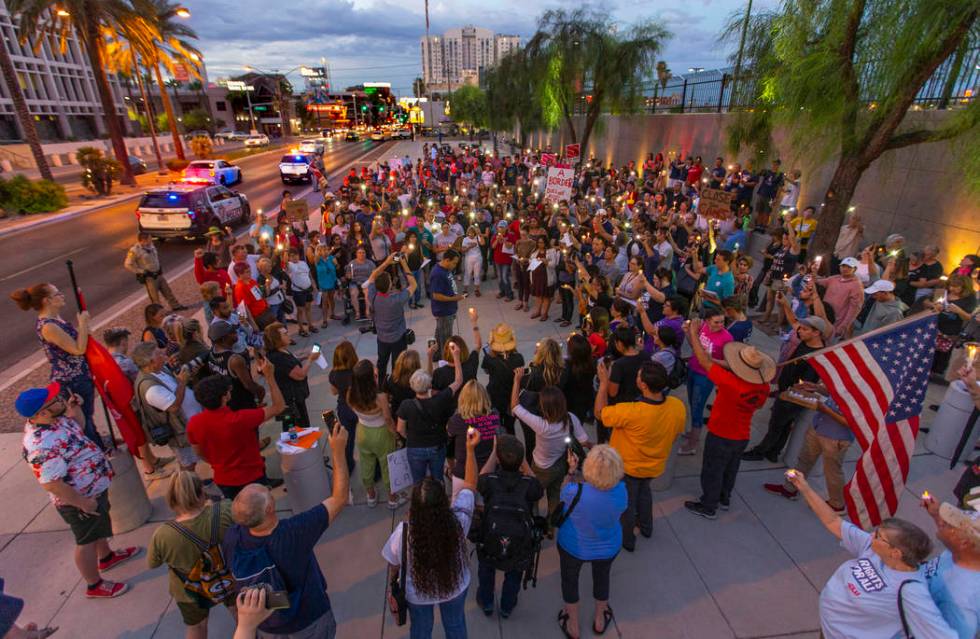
[189,135,213,159]
[76,146,120,196]
[0,175,68,214]
[166,158,189,172]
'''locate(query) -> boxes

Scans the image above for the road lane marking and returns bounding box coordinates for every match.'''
[0,246,88,281]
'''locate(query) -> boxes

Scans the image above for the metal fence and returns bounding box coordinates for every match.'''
[571,47,980,115]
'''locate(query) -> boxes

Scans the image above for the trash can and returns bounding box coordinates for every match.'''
[781,410,821,476]
[108,445,152,534]
[926,381,979,463]
[652,438,681,492]
[279,439,331,514]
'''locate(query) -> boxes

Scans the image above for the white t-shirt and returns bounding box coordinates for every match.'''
[382,489,474,605]
[780,179,800,208]
[227,254,260,284]
[144,371,202,419]
[461,236,480,256]
[287,261,313,290]
[819,522,956,639]
[512,406,589,469]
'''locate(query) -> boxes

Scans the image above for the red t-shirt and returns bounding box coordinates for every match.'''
[588,332,607,358]
[686,164,704,185]
[187,406,266,486]
[492,228,519,265]
[234,278,269,319]
[706,365,769,441]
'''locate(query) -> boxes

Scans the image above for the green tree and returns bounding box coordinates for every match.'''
[448,85,488,130]
[10,0,138,185]
[722,0,979,257]
[524,8,670,164]
[181,108,210,131]
[485,50,545,151]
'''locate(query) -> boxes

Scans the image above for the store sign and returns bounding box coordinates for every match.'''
[226,81,254,92]
[173,64,189,82]
[300,66,326,78]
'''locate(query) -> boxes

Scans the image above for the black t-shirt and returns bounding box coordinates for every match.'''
[447,411,502,478]
[267,349,309,404]
[609,352,646,403]
[396,387,455,448]
[477,471,544,512]
[902,261,944,306]
[560,361,595,422]
[328,368,355,425]
[481,350,525,411]
[776,341,822,391]
[382,377,415,416]
[937,295,976,336]
[432,350,480,391]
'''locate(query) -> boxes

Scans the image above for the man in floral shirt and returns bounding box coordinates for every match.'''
[17,382,138,599]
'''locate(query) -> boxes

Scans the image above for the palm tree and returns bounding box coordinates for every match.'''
[0,23,53,180]
[9,0,137,185]
[133,0,203,161]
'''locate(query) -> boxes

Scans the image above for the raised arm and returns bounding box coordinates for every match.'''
[785,471,842,539]
[685,318,713,372]
[321,422,350,521]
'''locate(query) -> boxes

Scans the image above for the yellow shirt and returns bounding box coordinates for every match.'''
[789,216,818,239]
[601,397,686,478]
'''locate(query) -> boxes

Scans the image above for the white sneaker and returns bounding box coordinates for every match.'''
[387,493,409,510]
[366,494,378,508]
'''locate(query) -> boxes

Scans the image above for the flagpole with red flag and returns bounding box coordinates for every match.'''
[66,260,146,456]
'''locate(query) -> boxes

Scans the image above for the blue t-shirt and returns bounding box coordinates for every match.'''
[722,229,747,252]
[727,319,753,343]
[819,521,955,639]
[429,263,458,317]
[556,481,627,561]
[924,550,980,638]
[704,265,735,304]
[224,505,331,635]
[315,256,338,290]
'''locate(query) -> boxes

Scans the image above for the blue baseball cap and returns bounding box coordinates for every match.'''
[15,381,61,418]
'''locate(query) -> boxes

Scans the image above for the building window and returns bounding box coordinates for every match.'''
[216,101,226,111]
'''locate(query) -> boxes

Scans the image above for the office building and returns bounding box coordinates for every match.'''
[420,26,520,92]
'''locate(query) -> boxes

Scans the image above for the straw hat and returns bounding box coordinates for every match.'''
[722,342,776,384]
[489,323,517,352]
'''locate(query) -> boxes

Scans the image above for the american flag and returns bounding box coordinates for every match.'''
[807,313,937,529]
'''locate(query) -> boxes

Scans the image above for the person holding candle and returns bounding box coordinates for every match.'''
[816,256,865,339]
[918,496,980,638]
[923,274,977,376]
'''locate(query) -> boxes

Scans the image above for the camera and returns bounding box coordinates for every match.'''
[393,253,401,263]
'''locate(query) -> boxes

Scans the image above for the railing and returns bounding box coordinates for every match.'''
[570,46,980,115]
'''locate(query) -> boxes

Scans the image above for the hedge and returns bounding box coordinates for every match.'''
[0,175,68,215]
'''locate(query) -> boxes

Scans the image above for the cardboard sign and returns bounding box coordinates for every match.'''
[565,143,580,160]
[544,166,574,203]
[699,188,734,219]
[285,199,310,222]
[541,153,557,167]
[387,448,414,495]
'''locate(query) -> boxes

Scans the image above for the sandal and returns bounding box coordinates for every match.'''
[593,607,614,636]
[560,320,571,327]
[557,609,577,639]
[474,289,481,297]
[539,315,548,322]
[310,326,319,334]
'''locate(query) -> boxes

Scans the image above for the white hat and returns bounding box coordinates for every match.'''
[939,503,980,544]
[864,279,895,294]
[840,257,860,268]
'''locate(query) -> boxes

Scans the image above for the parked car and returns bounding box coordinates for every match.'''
[181,159,242,186]
[215,130,250,142]
[279,153,315,184]
[392,128,412,140]
[135,183,250,239]
[369,129,385,142]
[244,134,270,147]
[128,156,148,175]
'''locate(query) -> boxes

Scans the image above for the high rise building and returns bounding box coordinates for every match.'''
[0,2,134,142]
[420,26,520,92]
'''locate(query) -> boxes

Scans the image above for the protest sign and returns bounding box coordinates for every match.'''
[545,165,574,203]
[699,188,734,219]
[565,144,580,160]
[285,199,310,222]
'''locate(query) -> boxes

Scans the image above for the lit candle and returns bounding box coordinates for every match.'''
[921,490,931,501]
[814,255,823,267]
[785,469,798,480]
[965,342,978,367]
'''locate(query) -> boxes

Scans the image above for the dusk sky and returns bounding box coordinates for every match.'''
[189,0,777,95]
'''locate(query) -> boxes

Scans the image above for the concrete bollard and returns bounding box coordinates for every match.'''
[50,153,63,167]
[652,438,682,492]
[926,381,979,462]
[107,445,152,534]
[279,441,330,514]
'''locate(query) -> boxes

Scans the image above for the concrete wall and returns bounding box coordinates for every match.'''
[0,135,229,172]
[528,112,980,263]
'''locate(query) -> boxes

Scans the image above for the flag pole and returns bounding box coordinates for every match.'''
[775,310,939,368]
[66,260,118,450]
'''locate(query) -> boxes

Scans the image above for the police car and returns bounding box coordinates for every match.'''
[135,183,251,239]
[181,159,243,185]
[279,152,316,184]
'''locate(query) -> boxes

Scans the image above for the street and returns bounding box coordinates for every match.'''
[0,139,393,371]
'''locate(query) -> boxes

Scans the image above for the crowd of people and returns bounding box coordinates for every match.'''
[6,140,980,639]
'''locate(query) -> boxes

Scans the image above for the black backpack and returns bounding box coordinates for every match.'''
[475,474,539,572]
[658,349,687,390]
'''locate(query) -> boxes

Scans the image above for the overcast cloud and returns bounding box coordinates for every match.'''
[189,0,777,95]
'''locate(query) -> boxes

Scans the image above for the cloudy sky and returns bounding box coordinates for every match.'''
[189,0,777,95]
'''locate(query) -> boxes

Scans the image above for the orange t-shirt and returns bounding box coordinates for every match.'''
[706,365,770,440]
[234,278,269,319]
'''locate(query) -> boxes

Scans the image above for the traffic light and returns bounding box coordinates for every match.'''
[361,105,367,112]
[379,106,385,112]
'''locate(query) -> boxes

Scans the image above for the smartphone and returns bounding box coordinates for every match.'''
[521,367,531,376]
[321,409,336,429]
[266,590,290,610]
[311,343,321,354]
[427,338,437,349]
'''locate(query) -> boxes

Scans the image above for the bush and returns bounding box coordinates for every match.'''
[166,158,189,172]
[76,146,120,196]
[189,135,213,159]
[0,175,68,215]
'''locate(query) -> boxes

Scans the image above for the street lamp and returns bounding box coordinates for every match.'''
[175,7,191,18]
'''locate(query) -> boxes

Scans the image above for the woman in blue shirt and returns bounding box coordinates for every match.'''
[314,244,339,327]
[556,445,627,639]
[694,249,736,310]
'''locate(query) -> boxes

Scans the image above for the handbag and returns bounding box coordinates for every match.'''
[387,523,408,626]
[550,481,583,529]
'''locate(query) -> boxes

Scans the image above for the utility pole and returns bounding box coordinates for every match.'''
[731,0,753,109]
[245,87,256,133]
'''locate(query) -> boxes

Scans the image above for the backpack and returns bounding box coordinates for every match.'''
[475,473,539,572]
[225,526,300,628]
[666,351,688,390]
[131,373,178,446]
[166,505,236,604]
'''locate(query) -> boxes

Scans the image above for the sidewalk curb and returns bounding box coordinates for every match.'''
[0,142,391,394]
[0,144,293,240]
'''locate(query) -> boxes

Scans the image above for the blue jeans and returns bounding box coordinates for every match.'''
[411,269,423,305]
[406,445,446,484]
[408,586,468,639]
[62,375,101,450]
[497,262,513,298]
[477,559,522,614]
[686,371,715,430]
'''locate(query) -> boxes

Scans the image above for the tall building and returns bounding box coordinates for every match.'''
[0,2,134,142]
[420,26,520,92]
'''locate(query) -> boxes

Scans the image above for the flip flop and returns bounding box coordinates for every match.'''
[593,607,614,635]
[557,610,577,639]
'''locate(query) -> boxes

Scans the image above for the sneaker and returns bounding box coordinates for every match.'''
[142,466,173,481]
[366,494,378,508]
[99,547,141,572]
[826,500,846,515]
[480,599,494,616]
[387,493,409,510]
[719,499,731,511]
[684,500,717,520]
[500,607,513,619]
[86,580,128,598]
[677,444,697,456]
[763,483,799,500]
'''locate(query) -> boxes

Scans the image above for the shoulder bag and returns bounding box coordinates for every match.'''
[387,523,408,626]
